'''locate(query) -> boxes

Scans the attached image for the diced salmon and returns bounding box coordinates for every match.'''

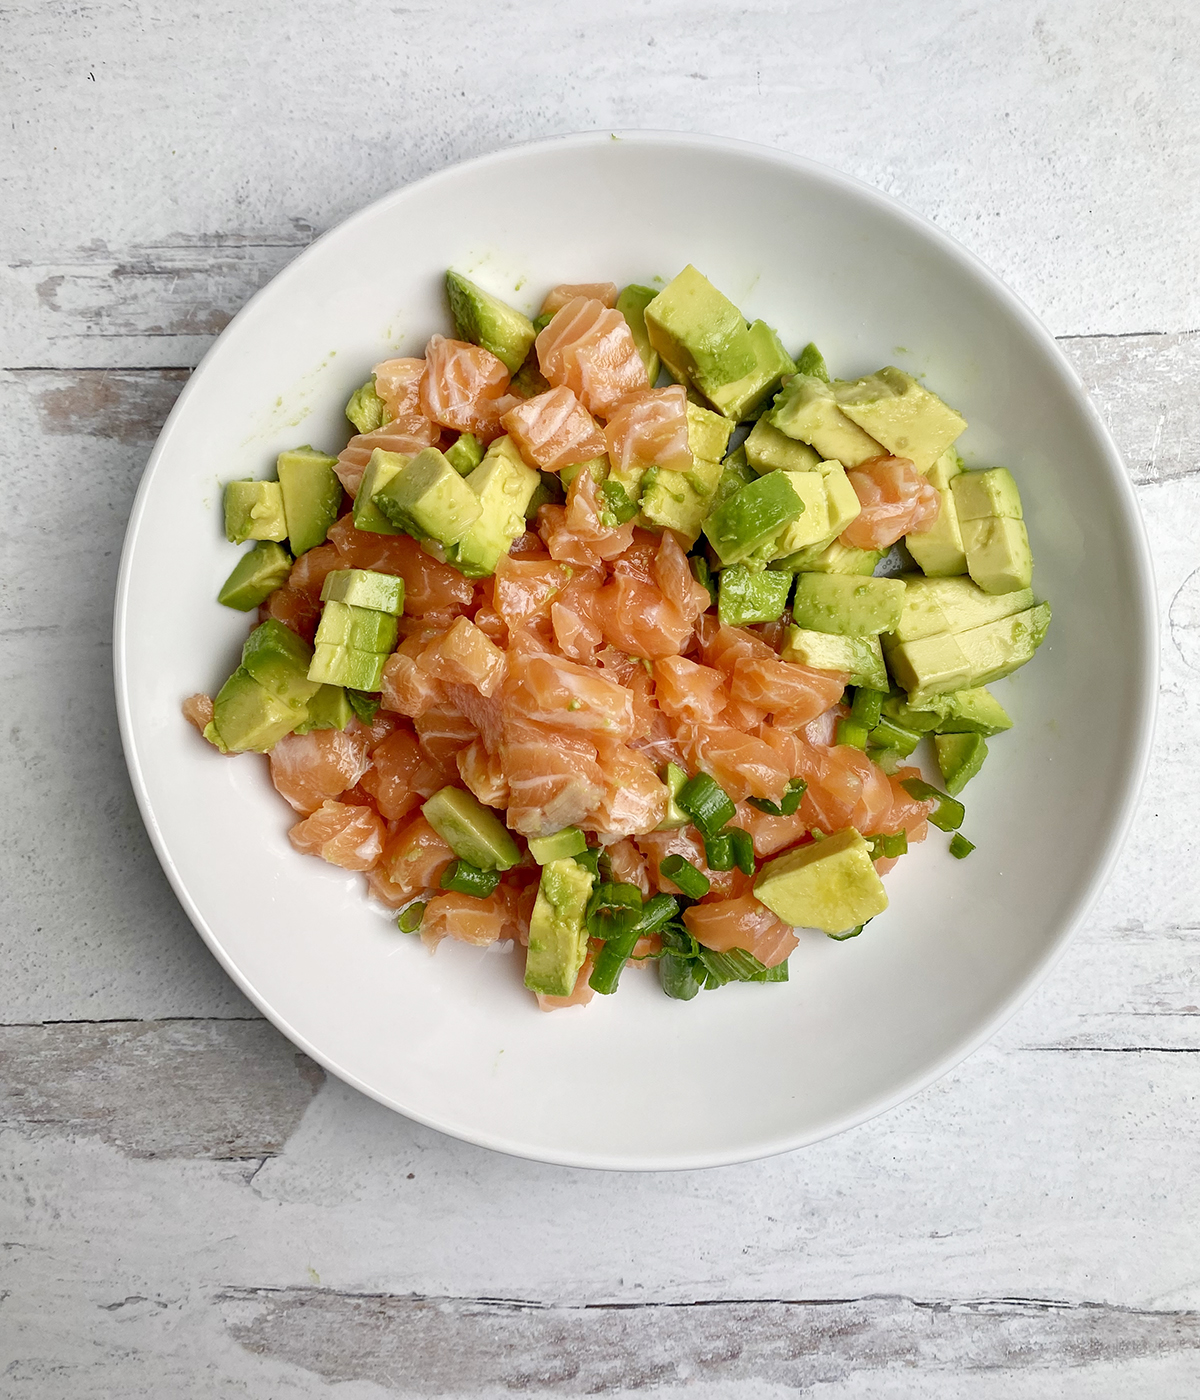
[606,837,651,896]
[591,529,711,660]
[684,892,799,968]
[269,727,372,815]
[535,948,597,1011]
[374,813,455,901]
[535,297,650,418]
[735,801,811,859]
[288,800,385,871]
[505,650,635,738]
[653,654,728,724]
[500,719,605,838]
[420,616,507,697]
[379,633,449,720]
[604,385,692,476]
[326,515,476,615]
[492,555,576,630]
[420,334,519,441]
[840,456,941,550]
[587,738,668,837]
[372,358,437,441]
[636,826,742,900]
[541,282,618,314]
[501,387,607,470]
[675,721,792,803]
[335,421,439,497]
[538,471,637,567]
[728,655,845,727]
[260,585,322,643]
[359,725,443,822]
[182,693,214,732]
[414,704,479,772]
[457,737,510,808]
[421,885,522,950]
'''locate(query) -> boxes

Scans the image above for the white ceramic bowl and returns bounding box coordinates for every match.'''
[115,132,1156,1170]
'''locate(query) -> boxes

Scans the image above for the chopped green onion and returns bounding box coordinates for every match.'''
[697,946,780,986]
[749,961,789,983]
[828,919,870,941]
[867,746,903,775]
[836,717,871,750]
[346,689,381,723]
[747,777,807,817]
[900,777,966,832]
[659,952,703,1000]
[598,478,639,526]
[703,832,734,871]
[573,846,602,877]
[439,860,501,898]
[868,715,922,758]
[397,902,426,933]
[589,892,678,995]
[677,772,736,836]
[949,833,976,859]
[689,553,718,605]
[867,831,908,861]
[585,882,644,942]
[849,686,885,730]
[727,827,755,876]
[659,854,710,899]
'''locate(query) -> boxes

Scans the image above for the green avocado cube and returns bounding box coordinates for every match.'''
[907,449,967,577]
[754,828,889,933]
[782,625,887,690]
[445,270,537,374]
[745,416,822,473]
[524,857,595,997]
[774,538,882,576]
[890,575,1034,643]
[558,455,609,490]
[766,472,832,556]
[656,761,691,830]
[888,602,1051,706]
[951,467,1023,521]
[935,686,1013,735]
[446,436,540,578]
[277,446,342,555]
[792,574,906,636]
[307,643,388,692]
[510,354,552,400]
[794,342,829,381]
[444,433,485,476]
[935,731,989,796]
[718,564,793,626]
[702,471,805,567]
[422,786,521,871]
[295,683,354,733]
[815,460,864,537]
[527,827,589,864]
[345,377,390,435]
[320,568,405,615]
[709,447,758,510]
[241,619,321,708]
[616,284,661,382]
[372,446,482,546]
[704,320,796,421]
[639,456,723,545]
[352,450,408,535]
[960,515,1034,595]
[315,600,399,653]
[644,265,757,399]
[833,367,966,473]
[224,480,288,544]
[212,666,304,753]
[217,540,292,611]
[769,375,884,468]
[686,401,735,462]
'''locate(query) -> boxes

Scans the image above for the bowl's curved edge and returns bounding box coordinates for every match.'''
[113,129,1160,1171]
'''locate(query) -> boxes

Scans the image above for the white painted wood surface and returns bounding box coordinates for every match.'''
[3,2,1199,1394]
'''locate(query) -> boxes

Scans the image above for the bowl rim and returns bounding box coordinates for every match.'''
[113,129,1159,1171]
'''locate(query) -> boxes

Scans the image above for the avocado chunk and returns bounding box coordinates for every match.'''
[320,568,405,615]
[211,666,304,753]
[769,375,884,468]
[445,271,536,374]
[445,436,540,578]
[217,540,292,611]
[794,342,829,381]
[277,446,342,555]
[444,432,485,476]
[241,618,321,709]
[352,450,408,535]
[644,265,758,401]
[952,465,1023,521]
[710,446,758,510]
[524,857,595,998]
[765,471,832,556]
[224,480,287,544]
[887,602,1051,705]
[307,644,388,692]
[745,416,822,473]
[372,446,483,546]
[527,827,588,864]
[754,828,888,933]
[656,761,690,830]
[315,599,400,653]
[702,471,805,567]
[792,574,906,636]
[295,683,354,733]
[616,284,661,382]
[774,537,882,576]
[935,731,988,796]
[422,786,521,872]
[906,449,967,577]
[889,574,1034,643]
[782,625,887,690]
[639,456,723,545]
[960,516,1034,595]
[705,320,796,422]
[833,367,966,473]
[934,685,1013,735]
[718,564,793,626]
[559,455,609,490]
[345,376,390,435]
[687,401,735,462]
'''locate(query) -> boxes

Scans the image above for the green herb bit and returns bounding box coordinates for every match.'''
[835,717,871,750]
[867,831,908,861]
[949,833,976,859]
[659,854,710,899]
[849,686,886,730]
[727,827,755,876]
[828,919,871,941]
[750,777,808,817]
[439,860,501,898]
[697,946,779,987]
[749,961,789,983]
[397,902,426,933]
[598,478,639,526]
[677,772,736,836]
[573,846,603,877]
[659,952,703,1000]
[588,891,678,996]
[703,832,734,871]
[900,777,966,832]
[689,553,717,605]
[585,882,644,942]
[346,689,381,723]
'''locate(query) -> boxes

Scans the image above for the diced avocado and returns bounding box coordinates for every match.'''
[880,690,944,732]
[559,455,609,489]
[616,284,661,382]
[531,311,555,334]
[935,731,988,796]
[372,446,483,545]
[794,342,829,381]
[753,828,888,933]
[887,602,1051,706]
[952,466,1023,521]
[510,352,551,400]
[889,575,1034,643]
[212,666,304,753]
[792,574,906,636]
[524,857,595,998]
[815,460,864,538]
[444,433,485,476]
[745,416,822,473]
[217,540,292,611]
[644,265,757,403]
[445,270,536,374]
[702,472,804,567]
[422,786,521,872]
[766,471,831,556]
[639,456,722,545]
[834,367,966,472]
[320,568,405,615]
[527,827,588,864]
[960,516,1034,594]
[718,564,793,626]
[241,618,321,708]
[686,401,735,462]
[307,643,388,692]
[345,376,390,435]
[353,449,408,535]
[710,447,758,510]
[907,448,967,577]
[315,599,400,653]
[705,320,796,422]
[277,446,342,555]
[526,471,564,519]
[774,538,881,575]
[201,721,228,753]
[782,625,887,690]
[656,761,690,830]
[295,683,354,733]
[935,686,1013,735]
[446,436,540,578]
[224,480,288,544]
[769,375,884,468]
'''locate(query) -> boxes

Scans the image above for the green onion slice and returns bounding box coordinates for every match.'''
[900,777,965,831]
